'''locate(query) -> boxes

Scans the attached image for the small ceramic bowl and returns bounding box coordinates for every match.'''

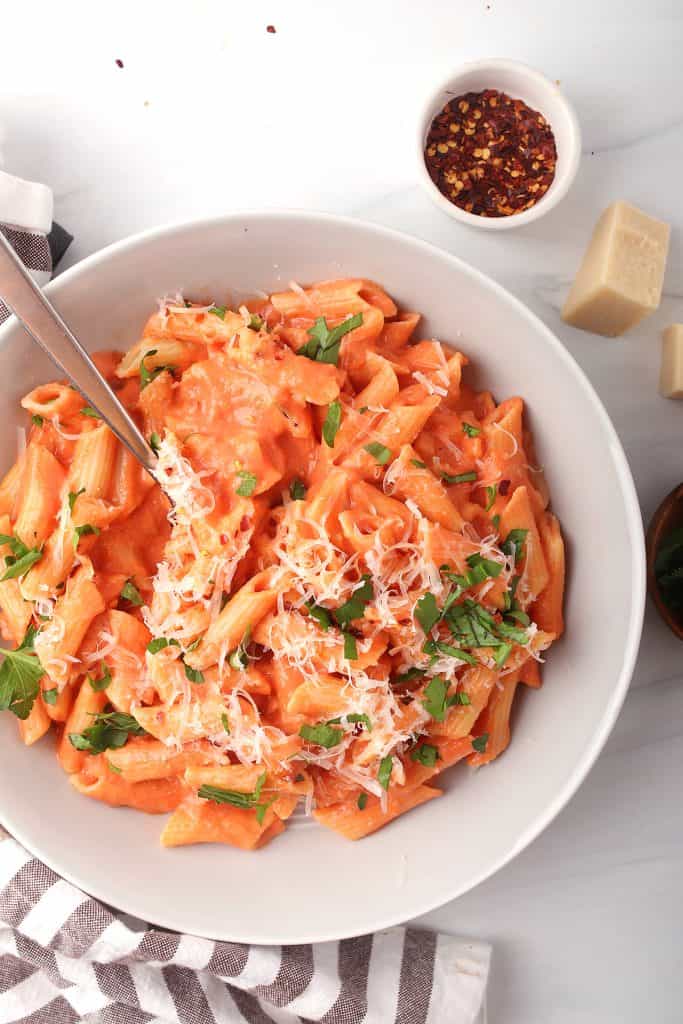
[646,482,683,640]
[417,58,582,230]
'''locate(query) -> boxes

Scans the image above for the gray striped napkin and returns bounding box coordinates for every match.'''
[0,161,490,1024]
[0,835,490,1023]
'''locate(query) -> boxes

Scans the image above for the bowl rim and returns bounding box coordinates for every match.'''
[0,209,645,942]
[416,57,582,231]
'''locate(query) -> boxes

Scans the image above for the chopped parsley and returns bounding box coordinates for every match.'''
[249,313,265,331]
[68,488,85,513]
[299,313,363,366]
[0,625,43,720]
[81,406,99,418]
[139,350,176,389]
[411,459,426,469]
[120,579,143,606]
[149,431,161,454]
[328,712,372,733]
[442,470,477,485]
[107,760,122,775]
[472,733,489,754]
[73,524,100,549]
[299,722,344,748]
[334,575,373,628]
[69,710,145,753]
[184,663,204,684]
[208,305,227,319]
[492,514,500,531]
[423,639,477,665]
[146,637,180,654]
[364,442,391,465]
[357,792,368,810]
[414,592,440,634]
[221,712,231,734]
[391,667,426,686]
[378,755,393,790]
[0,533,43,581]
[42,687,58,706]
[228,626,251,671]
[87,662,112,692]
[421,676,452,723]
[289,478,306,500]
[343,632,358,660]
[305,599,332,631]
[410,743,440,767]
[31,414,44,427]
[485,485,497,511]
[322,400,342,447]
[235,470,257,497]
[462,422,480,438]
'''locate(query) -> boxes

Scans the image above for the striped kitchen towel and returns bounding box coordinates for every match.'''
[0,834,490,1024]
[0,165,71,324]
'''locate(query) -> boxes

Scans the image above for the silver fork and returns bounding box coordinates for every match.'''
[0,231,156,472]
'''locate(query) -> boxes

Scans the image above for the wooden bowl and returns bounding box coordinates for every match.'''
[646,482,683,640]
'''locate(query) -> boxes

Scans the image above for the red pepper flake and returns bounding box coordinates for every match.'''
[239,515,251,532]
[498,479,511,496]
[424,89,557,218]
[115,58,124,68]
[266,24,276,33]
[220,533,229,545]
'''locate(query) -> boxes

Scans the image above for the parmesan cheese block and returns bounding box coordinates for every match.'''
[660,325,683,399]
[562,201,670,337]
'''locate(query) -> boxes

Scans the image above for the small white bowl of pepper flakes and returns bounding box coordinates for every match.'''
[417,58,581,229]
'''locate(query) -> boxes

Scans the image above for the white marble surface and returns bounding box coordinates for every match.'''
[2,0,683,1019]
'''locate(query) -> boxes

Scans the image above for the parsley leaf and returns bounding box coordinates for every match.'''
[462,422,480,438]
[149,431,161,454]
[249,313,264,331]
[299,722,344,748]
[69,710,145,753]
[0,625,44,720]
[120,579,143,606]
[472,733,489,754]
[502,529,528,564]
[421,676,452,723]
[322,400,342,447]
[391,667,426,686]
[87,662,112,692]
[343,632,358,660]
[146,637,180,654]
[411,459,426,469]
[221,712,231,733]
[300,313,363,366]
[357,792,368,810]
[334,575,373,628]
[378,755,393,790]
[68,488,85,512]
[485,485,497,511]
[289,478,306,500]
[228,626,251,671]
[306,599,332,631]
[31,414,44,427]
[466,553,503,579]
[235,470,257,497]
[208,305,227,319]
[81,406,99,418]
[423,639,478,665]
[327,712,372,732]
[1,546,42,581]
[42,687,58,706]
[410,743,440,767]
[364,442,391,465]
[414,592,440,633]
[492,514,500,530]
[139,349,176,389]
[198,772,274,823]
[447,690,471,706]
[73,524,100,549]
[184,663,204,683]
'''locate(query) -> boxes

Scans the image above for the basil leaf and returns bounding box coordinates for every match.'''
[472,733,489,754]
[322,400,342,447]
[299,722,344,748]
[410,743,440,767]
[364,442,391,465]
[235,470,257,497]
[301,313,363,366]
[414,592,440,633]
[120,579,143,606]
[378,755,393,790]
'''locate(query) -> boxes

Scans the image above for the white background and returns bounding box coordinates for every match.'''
[2,1,683,1020]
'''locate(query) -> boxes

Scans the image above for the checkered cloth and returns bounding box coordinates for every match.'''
[0,166,491,1024]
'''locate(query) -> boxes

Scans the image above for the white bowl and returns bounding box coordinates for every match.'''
[417,59,582,230]
[0,212,643,943]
